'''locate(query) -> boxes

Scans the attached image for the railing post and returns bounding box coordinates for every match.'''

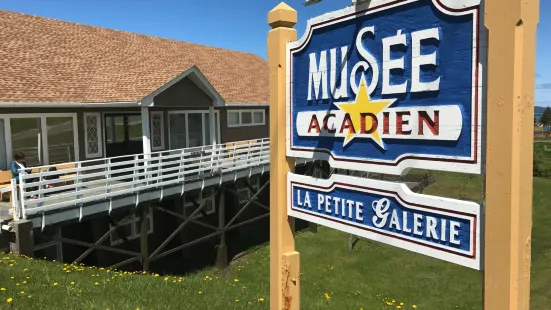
[18,170,27,219]
[105,158,111,196]
[133,155,138,191]
[38,168,45,210]
[76,162,82,203]
[179,149,185,181]
[10,179,19,220]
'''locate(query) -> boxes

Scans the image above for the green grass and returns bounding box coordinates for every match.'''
[0,174,550,310]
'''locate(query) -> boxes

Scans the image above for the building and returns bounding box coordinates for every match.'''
[0,10,308,271]
[0,10,269,169]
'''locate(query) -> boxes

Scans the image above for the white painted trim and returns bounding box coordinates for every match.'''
[167,110,221,149]
[227,109,266,128]
[140,66,225,107]
[83,112,103,159]
[0,113,79,167]
[150,111,165,151]
[287,172,482,270]
[0,101,139,108]
[141,107,152,158]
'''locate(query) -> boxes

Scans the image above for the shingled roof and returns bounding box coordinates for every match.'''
[0,10,269,104]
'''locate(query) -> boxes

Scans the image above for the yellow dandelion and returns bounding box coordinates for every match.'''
[154,274,159,277]
[235,299,240,302]
[234,278,239,282]
[400,303,404,306]
[20,291,24,295]
[6,297,12,303]
[15,283,19,286]
[22,281,26,284]
[258,297,265,302]
[412,306,417,309]
[198,291,203,294]
[164,277,169,281]
[178,279,182,283]
[94,282,99,286]
[248,301,253,305]
[23,268,28,272]
[10,277,14,279]
[70,282,75,285]
[397,307,402,309]
[8,264,13,267]
[27,295,31,299]
[53,282,58,286]
[0,288,5,291]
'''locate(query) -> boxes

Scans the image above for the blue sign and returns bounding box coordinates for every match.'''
[287,173,481,269]
[286,0,483,175]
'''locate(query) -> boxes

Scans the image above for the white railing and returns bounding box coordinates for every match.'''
[15,138,272,219]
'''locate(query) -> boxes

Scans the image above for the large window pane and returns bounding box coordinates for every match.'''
[187,113,204,147]
[228,112,239,126]
[241,112,252,125]
[11,118,41,166]
[169,114,187,149]
[127,115,142,142]
[47,117,75,164]
[0,120,6,170]
[253,111,264,124]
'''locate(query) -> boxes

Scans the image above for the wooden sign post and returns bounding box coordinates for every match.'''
[268,0,539,308]
[484,0,539,309]
[268,3,299,310]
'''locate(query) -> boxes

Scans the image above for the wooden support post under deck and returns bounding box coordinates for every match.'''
[140,206,150,272]
[10,220,34,257]
[216,189,228,269]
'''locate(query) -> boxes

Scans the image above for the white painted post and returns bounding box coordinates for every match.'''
[10,179,19,220]
[209,106,217,170]
[141,106,151,185]
[18,171,27,219]
[141,106,152,156]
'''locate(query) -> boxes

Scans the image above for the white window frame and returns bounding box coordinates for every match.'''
[1,113,79,168]
[227,109,265,128]
[237,175,260,205]
[184,189,216,218]
[150,111,165,151]
[83,112,103,159]
[110,207,154,246]
[167,110,221,149]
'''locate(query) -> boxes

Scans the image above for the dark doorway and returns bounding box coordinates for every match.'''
[104,114,143,159]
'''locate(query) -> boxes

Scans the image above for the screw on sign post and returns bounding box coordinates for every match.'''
[268,3,299,310]
[484,0,539,309]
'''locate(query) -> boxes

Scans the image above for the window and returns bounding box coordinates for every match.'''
[150,111,164,151]
[11,118,42,166]
[185,188,216,218]
[1,114,79,168]
[227,110,265,127]
[168,111,220,149]
[84,113,102,158]
[110,207,154,246]
[47,117,76,164]
[237,176,260,205]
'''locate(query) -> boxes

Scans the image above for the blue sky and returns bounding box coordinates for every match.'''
[1,0,549,107]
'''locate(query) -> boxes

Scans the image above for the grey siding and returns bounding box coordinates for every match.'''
[219,107,269,143]
[154,78,213,108]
